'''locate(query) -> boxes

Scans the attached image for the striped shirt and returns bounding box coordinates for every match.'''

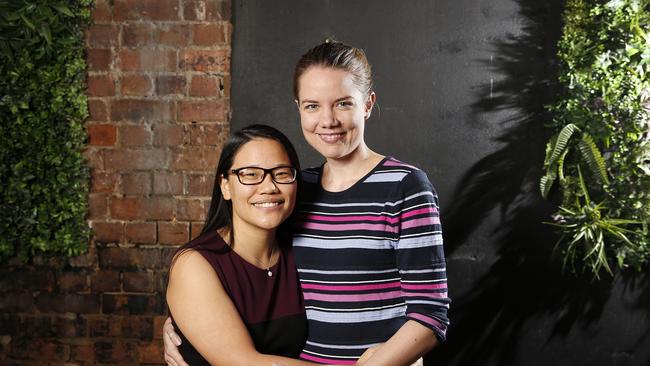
[293,157,450,364]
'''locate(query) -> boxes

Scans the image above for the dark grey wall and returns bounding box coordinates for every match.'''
[230,1,650,365]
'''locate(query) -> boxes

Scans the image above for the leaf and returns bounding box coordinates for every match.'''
[52,4,74,17]
[578,133,609,185]
[549,124,580,167]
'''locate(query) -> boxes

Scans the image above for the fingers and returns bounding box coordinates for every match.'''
[162,318,189,366]
[163,317,182,346]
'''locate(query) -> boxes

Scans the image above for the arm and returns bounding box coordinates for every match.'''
[358,170,450,366]
[167,250,332,366]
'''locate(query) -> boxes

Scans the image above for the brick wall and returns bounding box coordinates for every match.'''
[0,0,231,364]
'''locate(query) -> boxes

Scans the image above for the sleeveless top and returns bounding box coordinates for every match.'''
[170,231,308,365]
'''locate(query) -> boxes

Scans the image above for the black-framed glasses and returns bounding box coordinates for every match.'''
[229,166,297,185]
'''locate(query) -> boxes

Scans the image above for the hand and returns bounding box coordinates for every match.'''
[356,344,381,365]
[163,317,189,366]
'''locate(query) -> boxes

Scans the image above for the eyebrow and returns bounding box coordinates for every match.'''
[300,96,354,105]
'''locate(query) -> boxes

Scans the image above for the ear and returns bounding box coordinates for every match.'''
[364,92,376,120]
[219,175,232,201]
[294,99,300,111]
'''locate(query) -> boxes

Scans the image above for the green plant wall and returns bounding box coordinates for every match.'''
[0,0,92,261]
[542,0,650,277]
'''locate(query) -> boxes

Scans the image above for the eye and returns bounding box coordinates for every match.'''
[303,104,318,111]
[239,169,261,178]
[336,100,354,109]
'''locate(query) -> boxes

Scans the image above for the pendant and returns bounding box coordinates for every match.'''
[267,270,273,277]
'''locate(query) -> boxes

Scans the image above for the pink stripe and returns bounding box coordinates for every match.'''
[383,159,416,169]
[403,291,448,299]
[302,290,404,302]
[401,216,440,229]
[305,214,400,224]
[300,353,355,365]
[401,283,447,290]
[302,221,399,233]
[408,313,447,332]
[401,207,437,219]
[301,281,401,292]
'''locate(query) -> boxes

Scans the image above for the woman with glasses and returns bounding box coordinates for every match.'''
[167,125,323,365]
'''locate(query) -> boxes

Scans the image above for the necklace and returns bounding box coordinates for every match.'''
[266,246,275,277]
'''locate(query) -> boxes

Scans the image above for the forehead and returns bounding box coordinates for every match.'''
[232,138,290,166]
[297,67,361,99]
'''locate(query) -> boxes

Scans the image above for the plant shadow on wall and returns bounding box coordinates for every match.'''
[425,0,650,365]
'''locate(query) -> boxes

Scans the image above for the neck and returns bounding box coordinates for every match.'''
[226,223,277,260]
[322,143,384,191]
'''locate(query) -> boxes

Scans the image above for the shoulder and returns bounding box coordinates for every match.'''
[380,157,436,194]
[301,166,321,185]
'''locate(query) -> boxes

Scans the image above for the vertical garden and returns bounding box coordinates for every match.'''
[0,1,92,261]
[542,0,650,277]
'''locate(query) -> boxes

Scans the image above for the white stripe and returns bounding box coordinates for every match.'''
[298,268,398,275]
[401,278,447,283]
[301,349,358,360]
[363,172,409,183]
[399,230,442,239]
[306,340,381,349]
[299,202,435,217]
[307,306,406,323]
[293,236,395,250]
[300,277,401,284]
[294,233,399,242]
[303,191,434,208]
[397,235,443,249]
[406,300,451,308]
[305,303,406,313]
[399,268,447,274]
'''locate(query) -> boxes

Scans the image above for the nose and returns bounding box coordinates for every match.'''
[320,107,340,128]
[258,172,280,193]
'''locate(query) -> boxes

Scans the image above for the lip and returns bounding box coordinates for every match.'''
[317,132,345,144]
[251,200,284,208]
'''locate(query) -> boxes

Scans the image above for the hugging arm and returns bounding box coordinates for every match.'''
[167,250,342,366]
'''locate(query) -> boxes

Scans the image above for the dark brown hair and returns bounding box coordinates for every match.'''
[293,40,373,99]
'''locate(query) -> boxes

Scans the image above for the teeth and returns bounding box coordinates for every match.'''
[253,202,281,208]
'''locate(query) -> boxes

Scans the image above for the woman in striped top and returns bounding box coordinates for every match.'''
[164,41,450,366]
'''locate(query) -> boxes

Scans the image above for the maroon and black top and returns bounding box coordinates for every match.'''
[170,231,308,365]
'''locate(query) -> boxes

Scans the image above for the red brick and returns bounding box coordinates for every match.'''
[2,269,55,291]
[138,341,165,364]
[180,49,230,72]
[204,145,222,168]
[177,199,206,221]
[88,99,108,121]
[50,314,88,337]
[153,316,167,340]
[123,271,154,292]
[187,173,214,196]
[69,244,99,268]
[153,172,184,194]
[170,146,206,170]
[95,340,138,363]
[103,149,166,171]
[34,293,100,314]
[119,49,177,72]
[57,271,89,292]
[111,99,175,122]
[178,100,229,122]
[98,247,162,269]
[71,342,95,363]
[158,221,189,245]
[88,124,117,146]
[91,270,121,292]
[0,292,35,312]
[183,0,231,21]
[120,172,152,195]
[120,316,154,339]
[189,74,219,96]
[187,123,228,146]
[102,294,164,315]
[109,196,174,220]
[91,170,117,193]
[222,74,231,97]
[190,221,205,239]
[86,24,120,47]
[125,222,157,244]
[120,74,152,96]
[84,147,104,169]
[153,123,184,146]
[9,339,71,361]
[87,49,112,71]
[192,23,226,46]
[156,24,190,46]
[92,222,124,243]
[92,0,113,22]
[114,0,180,21]
[155,75,186,95]
[88,74,116,97]
[88,193,108,219]
[118,125,152,147]
[122,23,154,47]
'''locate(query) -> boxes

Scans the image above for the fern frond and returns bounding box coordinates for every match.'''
[578,133,609,185]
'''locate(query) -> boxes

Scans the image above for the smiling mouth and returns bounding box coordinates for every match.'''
[317,132,345,143]
[252,201,283,208]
